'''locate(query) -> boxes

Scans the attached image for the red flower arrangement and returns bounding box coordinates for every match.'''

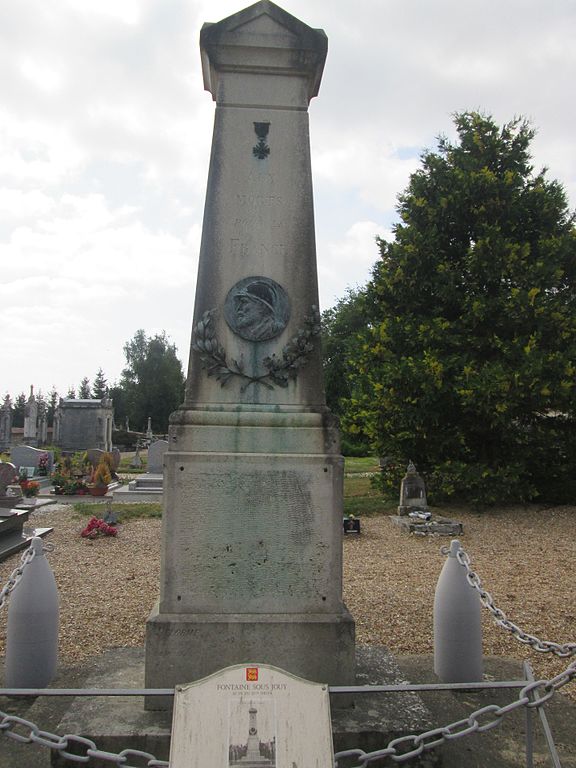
[81,516,118,539]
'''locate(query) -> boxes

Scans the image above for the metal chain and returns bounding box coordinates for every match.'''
[2,658,575,768]
[333,655,576,766]
[0,711,169,767]
[0,544,36,611]
[454,546,576,657]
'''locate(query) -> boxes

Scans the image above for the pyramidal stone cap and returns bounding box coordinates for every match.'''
[200,0,328,103]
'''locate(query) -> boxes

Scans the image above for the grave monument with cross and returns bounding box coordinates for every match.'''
[144,0,356,708]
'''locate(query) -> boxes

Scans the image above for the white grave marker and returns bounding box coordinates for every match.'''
[170,663,334,768]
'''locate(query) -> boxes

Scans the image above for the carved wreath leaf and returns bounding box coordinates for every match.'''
[192,306,321,390]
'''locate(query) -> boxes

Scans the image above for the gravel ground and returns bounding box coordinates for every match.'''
[0,502,574,702]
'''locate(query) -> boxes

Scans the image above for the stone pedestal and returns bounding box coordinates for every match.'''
[145,1,354,707]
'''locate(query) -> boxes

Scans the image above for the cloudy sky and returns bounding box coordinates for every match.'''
[1,0,575,400]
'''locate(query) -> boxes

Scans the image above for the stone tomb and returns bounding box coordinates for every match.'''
[145,1,355,707]
[0,463,53,561]
[53,397,114,452]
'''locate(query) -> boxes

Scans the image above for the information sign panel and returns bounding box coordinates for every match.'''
[170,663,334,767]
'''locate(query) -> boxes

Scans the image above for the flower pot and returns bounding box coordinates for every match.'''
[89,485,108,497]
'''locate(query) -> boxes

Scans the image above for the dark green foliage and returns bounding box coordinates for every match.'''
[346,112,576,505]
[12,392,26,427]
[119,329,185,432]
[78,377,91,398]
[92,368,108,398]
[321,289,372,455]
[110,428,139,449]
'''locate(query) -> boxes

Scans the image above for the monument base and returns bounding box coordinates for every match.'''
[45,646,445,768]
[145,603,355,710]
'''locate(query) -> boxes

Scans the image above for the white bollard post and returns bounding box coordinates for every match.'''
[434,539,483,682]
[5,537,59,688]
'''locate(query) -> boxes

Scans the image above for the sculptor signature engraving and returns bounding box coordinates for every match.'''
[224,277,290,342]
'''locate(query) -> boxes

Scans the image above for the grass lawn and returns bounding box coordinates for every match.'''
[344,456,380,474]
[73,501,162,521]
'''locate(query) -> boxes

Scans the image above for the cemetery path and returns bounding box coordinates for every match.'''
[0,503,574,705]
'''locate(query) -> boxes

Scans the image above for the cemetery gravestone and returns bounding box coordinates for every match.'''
[0,396,12,451]
[145,1,355,709]
[86,449,105,468]
[23,386,39,447]
[111,447,121,471]
[130,447,143,469]
[11,445,54,475]
[147,439,168,474]
[0,463,18,505]
[397,461,429,516]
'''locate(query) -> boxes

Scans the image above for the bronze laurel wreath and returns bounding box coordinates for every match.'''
[192,306,321,392]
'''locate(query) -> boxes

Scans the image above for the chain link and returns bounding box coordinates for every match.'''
[0,544,36,611]
[454,547,576,657]
[333,655,576,766]
[2,539,573,767]
[2,657,574,768]
[0,712,169,766]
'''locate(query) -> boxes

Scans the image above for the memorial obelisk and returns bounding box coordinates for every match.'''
[145,0,355,707]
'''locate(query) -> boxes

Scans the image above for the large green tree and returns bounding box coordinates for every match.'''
[347,112,576,504]
[321,288,372,455]
[119,329,185,432]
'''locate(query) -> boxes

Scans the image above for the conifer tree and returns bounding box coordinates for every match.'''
[78,377,91,399]
[347,112,576,504]
[92,368,108,398]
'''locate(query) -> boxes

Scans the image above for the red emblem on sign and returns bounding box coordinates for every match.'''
[246,667,259,681]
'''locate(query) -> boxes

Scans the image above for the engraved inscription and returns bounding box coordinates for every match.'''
[230,240,286,259]
[236,194,282,207]
[171,468,334,611]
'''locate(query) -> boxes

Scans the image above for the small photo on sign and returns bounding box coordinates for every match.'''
[228,698,277,767]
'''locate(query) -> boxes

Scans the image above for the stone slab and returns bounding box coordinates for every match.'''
[145,604,356,710]
[112,482,163,503]
[390,515,463,536]
[50,646,435,767]
[158,451,344,615]
[15,498,57,511]
[5,652,575,768]
[0,524,53,562]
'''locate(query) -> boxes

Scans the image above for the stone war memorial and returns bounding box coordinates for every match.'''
[145,0,356,706]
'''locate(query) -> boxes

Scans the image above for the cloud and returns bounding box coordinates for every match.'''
[0,0,574,396]
[319,220,392,309]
